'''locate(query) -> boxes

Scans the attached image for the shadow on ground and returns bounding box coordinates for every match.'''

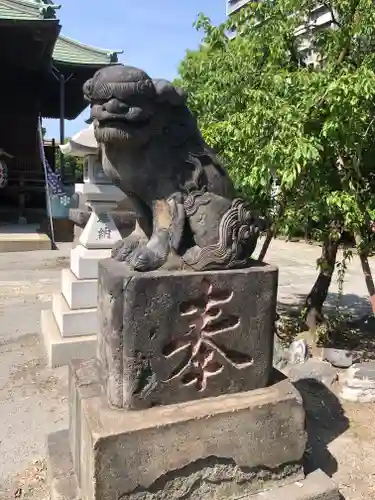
[294,378,349,480]
[278,292,371,318]
[278,293,375,356]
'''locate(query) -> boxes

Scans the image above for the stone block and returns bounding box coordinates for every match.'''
[323,347,354,368]
[97,259,278,409]
[69,359,306,500]
[340,361,375,402]
[61,268,98,310]
[79,210,122,249]
[72,210,135,249]
[70,208,135,231]
[286,359,339,388]
[75,182,125,203]
[70,245,111,279]
[248,469,340,500]
[52,292,98,337]
[41,310,96,368]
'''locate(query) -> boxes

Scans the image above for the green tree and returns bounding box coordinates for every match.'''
[176,0,375,332]
[55,138,84,182]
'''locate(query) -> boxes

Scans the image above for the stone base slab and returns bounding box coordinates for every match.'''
[46,431,339,500]
[70,245,111,279]
[61,268,98,310]
[52,292,98,337]
[47,360,340,500]
[41,310,96,368]
[66,358,308,500]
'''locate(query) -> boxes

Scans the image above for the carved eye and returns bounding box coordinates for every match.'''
[83,78,93,98]
[136,79,155,98]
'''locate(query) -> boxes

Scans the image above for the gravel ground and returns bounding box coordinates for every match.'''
[0,239,374,499]
[0,245,70,499]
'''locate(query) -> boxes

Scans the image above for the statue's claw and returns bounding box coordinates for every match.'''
[126,245,167,272]
[111,234,147,262]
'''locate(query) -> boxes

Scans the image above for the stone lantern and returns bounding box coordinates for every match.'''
[41,125,125,367]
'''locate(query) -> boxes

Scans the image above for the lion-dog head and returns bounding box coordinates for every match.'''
[83,64,190,149]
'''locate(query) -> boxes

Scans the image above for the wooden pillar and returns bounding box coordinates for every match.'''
[59,73,65,183]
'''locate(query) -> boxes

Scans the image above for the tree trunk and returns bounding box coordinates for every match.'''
[354,232,375,314]
[258,202,285,262]
[258,228,274,262]
[304,236,340,332]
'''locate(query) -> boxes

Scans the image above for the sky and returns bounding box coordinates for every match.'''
[44,0,227,139]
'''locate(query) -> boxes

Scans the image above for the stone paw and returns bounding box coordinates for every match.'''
[180,245,202,269]
[111,236,145,262]
[126,246,166,272]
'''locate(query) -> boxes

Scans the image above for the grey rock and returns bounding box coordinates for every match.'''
[340,361,375,402]
[287,359,339,388]
[97,258,278,409]
[323,347,353,368]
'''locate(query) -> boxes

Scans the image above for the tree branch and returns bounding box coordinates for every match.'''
[335,0,361,67]
[322,2,341,28]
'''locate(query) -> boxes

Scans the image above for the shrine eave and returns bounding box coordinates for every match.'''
[0,0,60,21]
[0,1,123,119]
[52,35,122,67]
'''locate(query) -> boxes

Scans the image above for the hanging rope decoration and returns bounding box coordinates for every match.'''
[0,159,8,188]
[0,148,13,189]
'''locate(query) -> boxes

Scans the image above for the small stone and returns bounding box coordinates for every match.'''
[286,359,338,387]
[14,488,22,498]
[273,335,289,370]
[340,361,375,402]
[288,339,309,365]
[323,347,353,368]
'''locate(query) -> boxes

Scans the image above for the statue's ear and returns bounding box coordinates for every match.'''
[152,79,187,106]
[83,78,94,102]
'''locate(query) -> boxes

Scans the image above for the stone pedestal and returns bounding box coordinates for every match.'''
[41,156,126,368]
[47,260,340,499]
[98,259,278,409]
[48,360,340,500]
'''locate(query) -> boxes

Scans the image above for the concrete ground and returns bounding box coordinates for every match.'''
[0,239,374,499]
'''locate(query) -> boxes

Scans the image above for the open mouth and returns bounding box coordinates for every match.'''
[98,118,150,130]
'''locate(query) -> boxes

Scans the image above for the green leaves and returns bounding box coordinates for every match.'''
[176,0,375,245]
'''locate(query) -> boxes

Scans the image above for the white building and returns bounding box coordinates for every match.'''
[226,0,251,16]
[226,1,334,66]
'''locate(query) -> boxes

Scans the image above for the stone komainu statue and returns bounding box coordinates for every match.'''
[83,64,264,272]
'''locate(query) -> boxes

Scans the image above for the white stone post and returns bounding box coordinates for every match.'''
[41,127,125,367]
[70,156,124,277]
